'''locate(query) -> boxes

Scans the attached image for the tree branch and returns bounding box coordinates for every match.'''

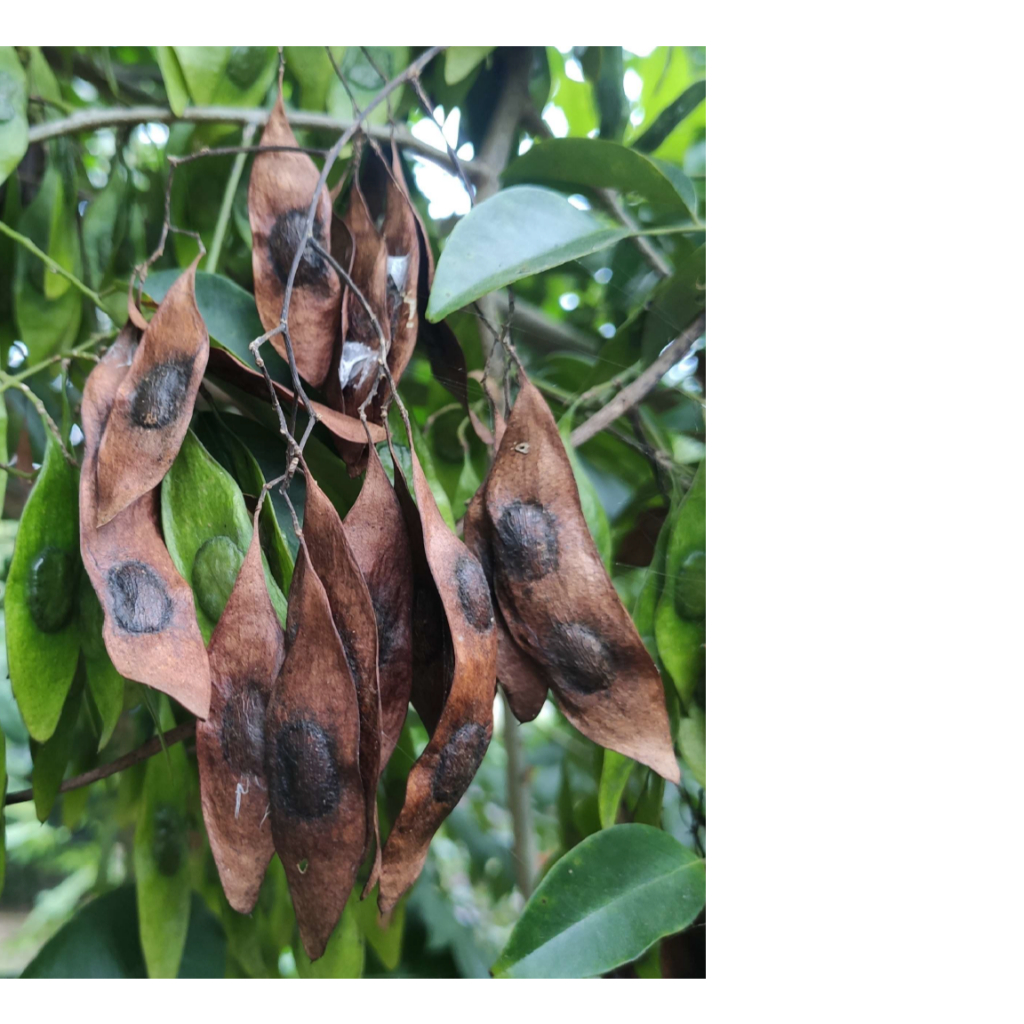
[26,104,486,181]
[3,721,196,806]
[570,311,706,446]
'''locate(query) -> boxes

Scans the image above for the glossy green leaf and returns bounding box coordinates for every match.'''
[22,886,226,978]
[504,138,691,214]
[677,707,705,787]
[30,668,83,822]
[6,428,80,742]
[13,164,82,361]
[217,47,276,108]
[655,463,705,704]
[445,46,494,84]
[652,158,699,219]
[0,47,29,188]
[134,696,191,978]
[82,163,129,289]
[327,47,408,129]
[154,46,189,116]
[633,770,665,827]
[493,824,706,978]
[426,187,631,321]
[558,409,612,568]
[296,896,364,978]
[161,430,287,641]
[173,47,231,106]
[285,46,344,111]
[355,893,406,972]
[598,750,634,829]
[78,576,124,750]
[634,80,706,154]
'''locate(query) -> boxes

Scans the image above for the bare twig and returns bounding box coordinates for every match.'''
[3,721,196,806]
[570,311,706,447]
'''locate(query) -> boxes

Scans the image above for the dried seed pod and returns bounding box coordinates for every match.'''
[80,327,211,720]
[464,488,547,723]
[378,445,497,914]
[301,469,381,880]
[197,513,285,914]
[483,375,679,783]
[264,545,365,961]
[249,93,340,387]
[325,176,389,417]
[94,258,209,526]
[343,444,413,769]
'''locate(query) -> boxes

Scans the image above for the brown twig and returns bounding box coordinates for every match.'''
[3,721,197,807]
[570,311,706,447]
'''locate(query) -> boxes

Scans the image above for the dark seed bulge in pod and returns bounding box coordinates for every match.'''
[268,209,329,290]
[220,682,269,777]
[152,804,185,877]
[27,545,77,633]
[493,499,560,582]
[192,536,246,624]
[454,555,494,633]
[431,722,490,807]
[106,560,173,635]
[130,355,196,430]
[544,621,616,695]
[271,717,343,821]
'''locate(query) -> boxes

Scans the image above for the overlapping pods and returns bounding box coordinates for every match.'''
[480,373,680,783]
[377,441,498,914]
[94,258,209,526]
[264,545,365,961]
[80,326,211,719]
[249,93,340,388]
[196,513,284,914]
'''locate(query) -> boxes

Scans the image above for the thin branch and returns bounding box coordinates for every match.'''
[570,311,706,447]
[26,103,486,181]
[3,721,196,806]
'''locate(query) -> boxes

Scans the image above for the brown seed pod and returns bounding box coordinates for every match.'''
[94,258,209,527]
[483,374,680,783]
[249,93,340,388]
[378,445,498,914]
[343,444,413,770]
[197,512,284,914]
[300,468,381,881]
[264,544,365,961]
[79,327,211,720]
[324,175,389,418]
[464,488,547,723]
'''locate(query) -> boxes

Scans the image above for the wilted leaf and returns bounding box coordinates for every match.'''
[197,516,284,914]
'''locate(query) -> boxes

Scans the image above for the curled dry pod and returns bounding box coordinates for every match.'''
[249,93,340,387]
[79,327,211,720]
[484,375,679,783]
[264,544,365,961]
[378,445,498,914]
[197,512,285,914]
[463,488,547,723]
[301,469,381,881]
[325,175,389,417]
[94,258,209,527]
[344,444,413,770]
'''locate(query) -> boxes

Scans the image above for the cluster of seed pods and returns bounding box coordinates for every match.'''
[76,100,679,961]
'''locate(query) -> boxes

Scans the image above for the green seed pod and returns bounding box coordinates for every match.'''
[675,550,706,621]
[26,545,77,633]
[192,536,245,624]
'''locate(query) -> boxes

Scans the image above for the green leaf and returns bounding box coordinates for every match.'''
[0,47,29,188]
[13,164,82,361]
[25,47,61,114]
[598,750,634,829]
[395,413,456,532]
[652,158,699,219]
[504,138,691,214]
[154,47,190,116]
[217,47,277,108]
[296,896,364,978]
[445,46,494,85]
[82,163,129,289]
[493,824,705,978]
[0,721,6,899]
[655,463,705,704]
[0,390,8,519]
[5,428,80,742]
[161,430,286,642]
[78,576,124,750]
[22,886,226,978]
[173,47,231,106]
[678,707,705,787]
[327,48,409,129]
[633,770,665,827]
[452,431,482,524]
[285,47,345,111]
[558,409,612,568]
[633,508,672,662]
[634,80,706,154]
[354,893,406,972]
[426,187,632,321]
[134,696,191,978]
[30,667,84,822]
